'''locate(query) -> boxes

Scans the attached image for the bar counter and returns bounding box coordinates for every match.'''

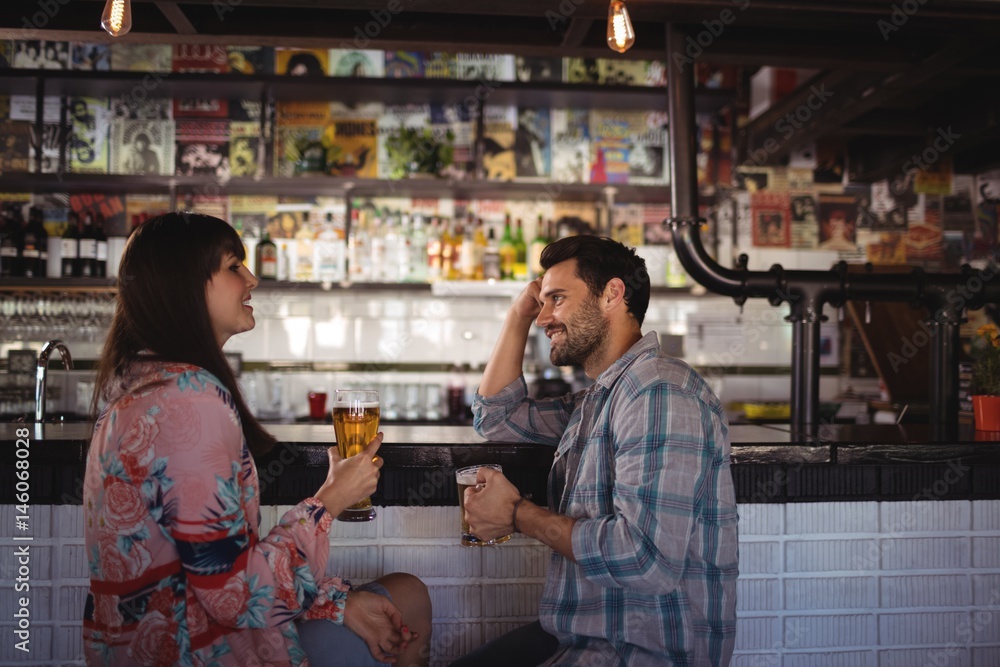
[4,422,1000,505]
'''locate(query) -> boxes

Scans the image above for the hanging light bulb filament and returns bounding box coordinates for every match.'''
[606,0,635,53]
[108,0,125,32]
[101,0,133,37]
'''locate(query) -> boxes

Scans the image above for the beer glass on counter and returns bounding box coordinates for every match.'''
[456,464,512,546]
[332,388,380,522]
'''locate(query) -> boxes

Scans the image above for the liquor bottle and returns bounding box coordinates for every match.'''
[408,213,428,283]
[473,218,487,280]
[482,227,501,281]
[0,205,22,277]
[459,223,476,280]
[77,211,98,278]
[61,212,79,278]
[426,216,442,282]
[499,214,516,280]
[255,231,278,280]
[528,214,549,278]
[347,208,370,282]
[21,206,48,278]
[449,217,463,280]
[513,218,528,280]
[94,212,108,278]
[369,209,387,282]
[294,213,318,282]
[396,212,413,282]
[440,217,456,280]
[315,212,346,283]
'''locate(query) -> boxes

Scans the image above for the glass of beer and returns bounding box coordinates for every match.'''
[332,388,380,522]
[456,464,512,547]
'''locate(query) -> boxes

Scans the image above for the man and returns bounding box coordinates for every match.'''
[455,235,738,666]
[122,132,160,175]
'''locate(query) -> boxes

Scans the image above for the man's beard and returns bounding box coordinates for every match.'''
[548,295,609,368]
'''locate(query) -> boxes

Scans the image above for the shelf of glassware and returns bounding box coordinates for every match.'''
[0,277,700,297]
[0,173,673,204]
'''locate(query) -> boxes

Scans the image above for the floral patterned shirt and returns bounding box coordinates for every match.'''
[83,360,347,666]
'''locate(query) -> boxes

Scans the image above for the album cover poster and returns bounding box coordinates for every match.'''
[229,195,278,239]
[914,155,952,195]
[226,46,274,75]
[904,198,943,265]
[515,57,562,83]
[455,54,514,82]
[943,175,976,234]
[377,104,431,178]
[551,109,590,184]
[863,231,906,265]
[751,191,791,247]
[598,59,649,86]
[229,121,261,178]
[324,117,378,178]
[21,96,65,173]
[789,193,818,248]
[0,41,12,68]
[110,95,171,120]
[383,51,423,78]
[112,119,174,176]
[172,44,229,73]
[0,121,31,173]
[175,119,230,179]
[430,104,474,178]
[627,112,668,186]
[589,110,631,184]
[173,98,229,119]
[110,44,171,72]
[564,58,600,84]
[70,193,127,235]
[229,99,263,123]
[275,48,328,76]
[71,43,110,71]
[13,40,69,69]
[423,53,456,79]
[817,193,859,251]
[68,97,111,174]
[328,49,385,77]
[514,107,551,180]
[125,194,171,228]
[481,105,516,181]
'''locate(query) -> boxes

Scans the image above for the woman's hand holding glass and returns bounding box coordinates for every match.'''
[315,433,384,518]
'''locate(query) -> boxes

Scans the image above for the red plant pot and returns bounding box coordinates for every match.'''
[972,395,1000,431]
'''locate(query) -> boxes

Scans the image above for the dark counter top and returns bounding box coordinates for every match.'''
[3,422,999,505]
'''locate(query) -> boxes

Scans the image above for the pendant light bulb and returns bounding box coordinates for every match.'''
[606,0,635,53]
[101,0,132,37]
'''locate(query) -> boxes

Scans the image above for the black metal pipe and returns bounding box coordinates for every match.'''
[789,308,822,434]
[667,23,699,225]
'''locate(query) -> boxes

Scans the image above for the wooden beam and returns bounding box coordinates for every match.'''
[743,40,985,167]
[561,18,593,49]
[156,2,197,34]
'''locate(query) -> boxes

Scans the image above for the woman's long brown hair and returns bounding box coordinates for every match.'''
[92,212,275,456]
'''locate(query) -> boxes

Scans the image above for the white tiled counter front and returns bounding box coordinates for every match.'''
[3,501,1000,666]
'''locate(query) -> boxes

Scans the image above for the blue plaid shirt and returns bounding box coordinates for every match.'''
[474,332,738,666]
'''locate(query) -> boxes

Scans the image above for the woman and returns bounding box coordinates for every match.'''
[83,212,431,666]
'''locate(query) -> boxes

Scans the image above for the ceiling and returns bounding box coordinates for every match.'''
[4,0,1000,178]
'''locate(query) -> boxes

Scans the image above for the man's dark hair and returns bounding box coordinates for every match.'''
[540,235,650,327]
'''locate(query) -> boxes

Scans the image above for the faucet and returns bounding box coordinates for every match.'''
[35,340,73,422]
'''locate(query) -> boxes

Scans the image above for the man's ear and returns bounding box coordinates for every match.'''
[602,278,626,312]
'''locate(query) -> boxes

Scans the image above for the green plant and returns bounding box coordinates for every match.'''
[384,126,455,179]
[972,323,1000,396]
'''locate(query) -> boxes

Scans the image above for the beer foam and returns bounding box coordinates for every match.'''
[456,473,481,486]
[333,402,380,409]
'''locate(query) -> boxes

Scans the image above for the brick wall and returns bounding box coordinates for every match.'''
[2,501,998,665]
